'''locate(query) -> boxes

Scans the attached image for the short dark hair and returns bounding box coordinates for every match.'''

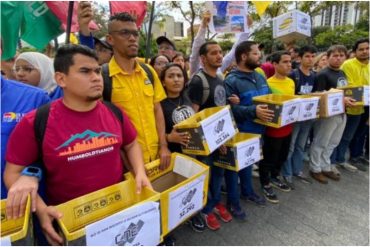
[160,63,189,91]
[270,51,290,64]
[235,41,257,64]
[289,46,299,53]
[172,52,184,62]
[353,38,369,51]
[327,45,347,57]
[298,45,317,57]
[54,44,98,74]
[199,41,219,56]
[108,12,136,32]
[149,54,170,68]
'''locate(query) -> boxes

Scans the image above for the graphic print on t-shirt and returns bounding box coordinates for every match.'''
[172,106,195,125]
[214,85,226,106]
[55,129,119,162]
[2,112,25,123]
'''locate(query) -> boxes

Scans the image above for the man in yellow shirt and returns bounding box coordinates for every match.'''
[106,13,171,168]
[332,38,369,172]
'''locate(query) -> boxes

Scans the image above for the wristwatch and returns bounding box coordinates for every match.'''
[21,166,42,181]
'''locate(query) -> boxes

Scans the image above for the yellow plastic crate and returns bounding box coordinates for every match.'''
[253,94,301,128]
[55,179,161,245]
[309,89,344,117]
[295,95,320,121]
[338,85,368,106]
[1,196,34,246]
[174,106,238,155]
[125,153,209,237]
[214,133,263,171]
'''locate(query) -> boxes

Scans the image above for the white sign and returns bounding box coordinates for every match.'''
[236,138,261,170]
[206,1,249,34]
[364,86,369,106]
[280,100,300,126]
[298,97,319,121]
[273,10,311,39]
[168,175,205,231]
[327,93,344,116]
[201,108,236,153]
[0,236,11,246]
[86,202,160,246]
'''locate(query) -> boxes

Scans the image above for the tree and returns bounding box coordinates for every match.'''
[91,3,109,38]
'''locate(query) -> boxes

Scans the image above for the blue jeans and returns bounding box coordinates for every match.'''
[350,107,369,159]
[199,154,225,214]
[331,114,361,164]
[282,120,314,178]
[224,166,254,207]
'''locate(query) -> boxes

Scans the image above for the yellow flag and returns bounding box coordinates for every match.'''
[252,1,272,17]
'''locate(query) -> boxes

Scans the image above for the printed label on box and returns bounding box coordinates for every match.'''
[236,138,261,170]
[280,100,300,126]
[327,93,344,116]
[0,236,11,246]
[298,98,319,121]
[86,202,160,246]
[168,175,205,231]
[201,108,236,153]
[364,86,369,106]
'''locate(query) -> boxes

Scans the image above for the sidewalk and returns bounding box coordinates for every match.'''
[174,166,369,246]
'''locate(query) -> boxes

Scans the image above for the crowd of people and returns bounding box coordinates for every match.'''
[1,3,369,245]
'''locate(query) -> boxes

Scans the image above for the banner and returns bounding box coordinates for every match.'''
[206,1,249,34]
[110,2,147,28]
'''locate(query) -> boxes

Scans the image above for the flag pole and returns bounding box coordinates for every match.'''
[145,1,155,63]
[65,1,74,44]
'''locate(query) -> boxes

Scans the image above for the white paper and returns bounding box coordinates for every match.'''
[280,100,300,126]
[236,138,261,170]
[363,86,369,106]
[0,236,11,246]
[168,175,206,231]
[86,202,160,246]
[206,1,249,34]
[201,108,236,153]
[298,97,319,121]
[327,93,344,116]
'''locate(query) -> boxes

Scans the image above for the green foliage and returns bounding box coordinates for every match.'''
[18,47,38,53]
[92,4,109,39]
[138,31,158,58]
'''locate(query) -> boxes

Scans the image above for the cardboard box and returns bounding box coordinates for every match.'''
[214,133,263,171]
[125,153,209,237]
[0,196,34,246]
[273,10,311,43]
[339,85,369,106]
[296,95,320,121]
[55,179,161,246]
[174,106,238,156]
[252,94,301,128]
[309,89,344,117]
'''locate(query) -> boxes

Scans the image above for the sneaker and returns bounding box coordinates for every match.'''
[270,177,291,192]
[294,173,313,184]
[331,165,341,176]
[351,161,368,172]
[322,171,340,181]
[262,185,279,204]
[338,162,358,172]
[309,171,328,184]
[241,192,266,206]
[202,212,220,231]
[214,203,232,223]
[227,204,247,221]
[359,155,369,164]
[161,235,176,246]
[282,176,295,190]
[189,213,205,232]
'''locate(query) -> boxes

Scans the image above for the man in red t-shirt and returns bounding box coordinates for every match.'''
[4,44,151,245]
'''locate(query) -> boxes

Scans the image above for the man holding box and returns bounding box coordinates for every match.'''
[309,45,357,184]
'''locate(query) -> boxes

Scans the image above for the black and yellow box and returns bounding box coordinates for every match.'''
[309,89,344,117]
[125,153,209,238]
[55,179,161,246]
[174,106,238,156]
[214,133,263,171]
[1,196,34,246]
[338,85,368,106]
[252,94,301,128]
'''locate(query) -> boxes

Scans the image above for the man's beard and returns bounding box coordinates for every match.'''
[245,58,260,70]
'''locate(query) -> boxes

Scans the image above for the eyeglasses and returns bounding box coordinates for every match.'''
[109,29,139,39]
[12,66,37,73]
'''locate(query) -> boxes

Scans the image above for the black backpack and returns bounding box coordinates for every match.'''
[101,62,154,102]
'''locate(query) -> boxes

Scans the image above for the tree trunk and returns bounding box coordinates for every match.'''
[321,9,324,26]
[328,5,333,27]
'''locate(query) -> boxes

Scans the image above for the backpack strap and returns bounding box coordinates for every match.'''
[102,101,123,124]
[293,68,300,93]
[139,62,154,85]
[195,70,210,106]
[34,103,51,160]
[102,63,112,102]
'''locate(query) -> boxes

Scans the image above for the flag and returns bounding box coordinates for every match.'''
[46,2,98,33]
[110,2,147,28]
[252,1,272,17]
[1,1,63,60]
